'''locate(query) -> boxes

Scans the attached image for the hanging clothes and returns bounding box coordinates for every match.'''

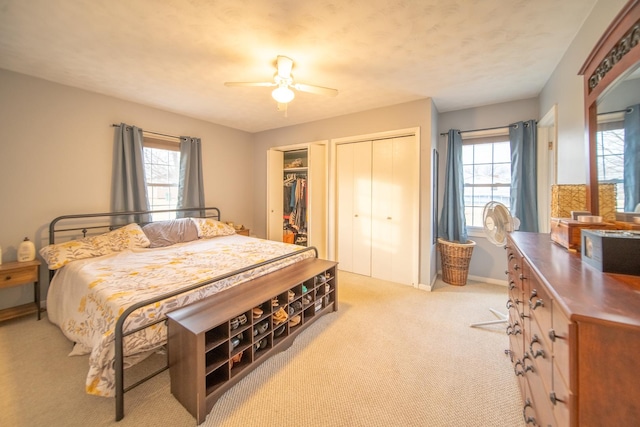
[282,174,307,233]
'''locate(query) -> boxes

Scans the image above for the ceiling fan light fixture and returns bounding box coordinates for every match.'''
[272,85,294,103]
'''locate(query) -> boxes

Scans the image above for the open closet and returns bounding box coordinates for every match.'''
[267,142,327,259]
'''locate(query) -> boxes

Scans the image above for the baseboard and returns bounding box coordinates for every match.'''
[466,274,508,287]
[436,270,508,287]
[415,274,439,292]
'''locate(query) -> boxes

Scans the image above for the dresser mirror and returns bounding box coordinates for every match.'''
[580,0,640,215]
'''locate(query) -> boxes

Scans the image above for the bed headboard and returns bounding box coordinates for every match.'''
[48,207,221,245]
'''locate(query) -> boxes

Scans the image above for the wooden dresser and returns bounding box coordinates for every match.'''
[506,232,640,426]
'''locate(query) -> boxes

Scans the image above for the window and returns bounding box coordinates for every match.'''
[143,136,180,220]
[462,136,511,227]
[596,123,624,212]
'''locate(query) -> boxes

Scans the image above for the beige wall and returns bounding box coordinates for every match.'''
[251,99,438,287]
[0,69,253,309]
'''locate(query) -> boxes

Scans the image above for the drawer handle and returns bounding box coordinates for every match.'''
[529,289,537,301]
[4,275,12,281]
[505,349,514,362]
[529,298,544,310]
[508,281,516,290]
[514,264,520,271]
[504,269,509,276]
[529,335,545,359]
[548,329,565,342]
[506,322,521,336]
[508,254,515,261]
[549,391,565,406]
[514,359,525,376]
[519,273,525,280]
[506,299,515,309]
[522,353,535,373]
[523,398,537,425]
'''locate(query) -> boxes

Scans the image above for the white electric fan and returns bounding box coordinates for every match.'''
[470,201,520,328]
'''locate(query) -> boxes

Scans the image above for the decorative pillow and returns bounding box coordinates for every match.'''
[142,218,199,248]
[39,223,150,270]
[190,217,236,238]
[95,223,151,252]
[39,238,106,270]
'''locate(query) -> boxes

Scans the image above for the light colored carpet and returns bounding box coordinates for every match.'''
[0,272,524,427]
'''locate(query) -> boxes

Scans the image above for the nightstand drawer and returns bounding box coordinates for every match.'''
[1,265,38,287]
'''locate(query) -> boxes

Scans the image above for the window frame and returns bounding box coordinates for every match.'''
[460,129,512,232]
[142,134,181,220]
[595,116,625,212]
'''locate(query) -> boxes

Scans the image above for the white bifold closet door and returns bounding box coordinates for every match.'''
[337,141,372,276]
[337,135,419,286]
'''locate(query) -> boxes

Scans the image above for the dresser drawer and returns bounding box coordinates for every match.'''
[525,361,557,427]
[551,303,571,380]
[551,362,572,427]
[529,316,552,392]
[526,269,552,336]
[1,265,38,288]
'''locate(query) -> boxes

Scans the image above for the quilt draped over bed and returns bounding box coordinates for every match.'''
[46,235,313,397]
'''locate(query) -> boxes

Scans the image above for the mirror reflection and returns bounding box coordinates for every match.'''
[596,66,640,215]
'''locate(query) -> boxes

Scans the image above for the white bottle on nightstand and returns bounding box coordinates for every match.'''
[18,238,35,262]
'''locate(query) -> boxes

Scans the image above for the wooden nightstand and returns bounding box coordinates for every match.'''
[0,260,42,322]
[236,228,250,236]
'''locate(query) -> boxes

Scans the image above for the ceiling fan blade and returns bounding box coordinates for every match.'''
[224,81,276,88]
[293,82,338,97]
[276,56,294,79]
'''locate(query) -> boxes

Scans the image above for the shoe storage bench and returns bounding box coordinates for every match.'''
[166,257,338,424]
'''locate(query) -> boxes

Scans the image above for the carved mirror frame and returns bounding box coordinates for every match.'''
[579,0,640,214]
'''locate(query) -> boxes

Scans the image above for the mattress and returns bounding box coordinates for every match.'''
[46,234,313,397]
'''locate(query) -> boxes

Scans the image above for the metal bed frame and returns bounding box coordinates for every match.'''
[47,207,318,421]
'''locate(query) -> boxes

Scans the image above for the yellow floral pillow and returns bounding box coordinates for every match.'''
[96,223,151,252]
[40,223,150,270]
[40,238,106,270]
[190,217,236,238]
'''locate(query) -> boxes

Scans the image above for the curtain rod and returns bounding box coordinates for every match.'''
[439,122,535,137]
[111,123,180,140]
[597,107,632,115]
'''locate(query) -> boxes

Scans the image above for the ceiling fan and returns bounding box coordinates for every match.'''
[224,55,338,114]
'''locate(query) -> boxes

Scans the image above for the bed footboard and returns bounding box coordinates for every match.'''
[113,245,319,421]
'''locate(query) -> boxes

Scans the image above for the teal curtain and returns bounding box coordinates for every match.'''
[177,136,205,218]
[438,129,468,243]
[623,104,640,212]
[111,123,150,223]
[509,120,538,232]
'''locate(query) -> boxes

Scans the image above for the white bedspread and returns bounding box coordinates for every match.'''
[47,234,313,397]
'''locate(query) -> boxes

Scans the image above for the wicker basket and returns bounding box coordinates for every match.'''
[437,238,476,286]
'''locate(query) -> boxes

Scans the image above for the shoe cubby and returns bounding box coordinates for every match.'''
[205,363,229,395]
[167,258,338,424]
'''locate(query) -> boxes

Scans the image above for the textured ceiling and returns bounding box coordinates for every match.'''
[0,0,597,133]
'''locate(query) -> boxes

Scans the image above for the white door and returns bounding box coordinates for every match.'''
[371,136,418,285]
[267,150,284,242]
[337,141,372,276]
[336,135,419,286]
[308,143,327,258]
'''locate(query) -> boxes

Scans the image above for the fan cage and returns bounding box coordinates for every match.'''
[437,238,476,286]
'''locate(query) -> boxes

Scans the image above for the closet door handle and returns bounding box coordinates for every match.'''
[387,217,392,220]
[354,214,359,217]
